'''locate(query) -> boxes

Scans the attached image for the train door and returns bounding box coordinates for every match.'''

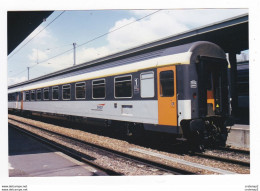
[197,57,228,117]
[20,91,23,110]
[157,65,177,126]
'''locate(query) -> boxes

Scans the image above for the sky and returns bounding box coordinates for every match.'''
[7,9,249,86]
[2,1,260,190]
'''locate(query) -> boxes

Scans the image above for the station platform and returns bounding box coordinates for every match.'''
[8,127,101,177]
[226,124,250,149]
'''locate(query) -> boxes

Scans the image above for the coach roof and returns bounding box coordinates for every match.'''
[8,41,226,93]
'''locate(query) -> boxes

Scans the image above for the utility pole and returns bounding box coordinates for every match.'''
[73,43,76,66]
[27,67,30,80]
[37,48,39,64]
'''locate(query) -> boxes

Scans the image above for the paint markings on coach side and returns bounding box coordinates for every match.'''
[129,148,237,175]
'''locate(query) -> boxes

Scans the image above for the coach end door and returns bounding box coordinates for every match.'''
[157,66,177,126]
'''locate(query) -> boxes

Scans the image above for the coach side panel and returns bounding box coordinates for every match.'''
[11,69,159,124]
[8,66,185,135]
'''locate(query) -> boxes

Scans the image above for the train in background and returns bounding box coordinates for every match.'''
[8,41,234,150]
[236,60,249,124]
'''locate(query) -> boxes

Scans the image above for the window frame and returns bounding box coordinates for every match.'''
[36,89,42,101]
[25,91,30,101]
[43,87,49,100]
[52,86,59,100]
[62,84,71,100]
[75,82,86,100]
[92,79,106,99]
[140,71,155,98]
[30,90,35,101]
[159,70,175,97]
[114,75,133,99]
[8,93,15,101]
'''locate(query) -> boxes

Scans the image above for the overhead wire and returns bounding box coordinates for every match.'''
[9,68,28,78]
[9,9,162,80]
[36,9,162,65]
[77,9,162,48]
[8,11,66,60]
[46,43,73,51]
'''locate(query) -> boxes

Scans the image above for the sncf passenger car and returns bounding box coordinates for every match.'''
[8,41,233,147]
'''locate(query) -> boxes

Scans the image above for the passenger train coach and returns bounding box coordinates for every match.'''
[8,41,234,148]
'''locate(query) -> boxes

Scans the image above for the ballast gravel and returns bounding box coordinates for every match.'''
[8,114,250,175]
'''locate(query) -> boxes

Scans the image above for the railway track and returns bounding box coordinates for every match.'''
[8,118,195,175]
[218,146,250,155]
[8,114,250,175]
[9,123,119,176]
[190,151,250,167]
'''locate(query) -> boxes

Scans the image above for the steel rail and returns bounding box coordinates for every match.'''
[190,152,250,167]
[218,146,250,155]
[8,118,195,175]
[9,123,121,176]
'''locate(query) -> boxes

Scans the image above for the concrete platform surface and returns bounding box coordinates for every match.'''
[227,124,250,149]
[8,127,100,177]
[231,124,250,130]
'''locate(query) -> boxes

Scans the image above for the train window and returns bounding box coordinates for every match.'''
[11,93,13,101]
[8,93,15,101]
[31,90,35,101]
[75,82,86,99]
[140,72,154,98]
[115,75,132,98]
[160,70,174,97]
[52,86,59,100]
[8,94,12,101]
[37,89,42,100]
[44,88,49,100]
[25,91,30,101]
[62,84,71,100]
[92,79,105,99]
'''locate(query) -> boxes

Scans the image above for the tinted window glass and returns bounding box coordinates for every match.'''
[8,93,15,101]
[160,70,174,97]
[52,86,59,100]
[44,88,49,100]
[92,79,105,99]
[62,85,71,100]
[76,82,86,99]
[37,89,42,100]
[31,90,35,100]
[115,75,132,98]
[25,91,30,101]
